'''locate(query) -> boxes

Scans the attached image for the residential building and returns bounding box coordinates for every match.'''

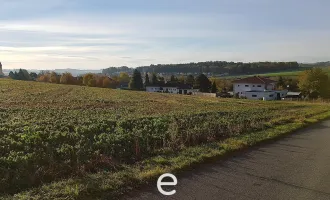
[233,76,288,100]
[146,83,198,94]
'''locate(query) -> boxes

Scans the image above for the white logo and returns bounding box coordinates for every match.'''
[157,173,178,196]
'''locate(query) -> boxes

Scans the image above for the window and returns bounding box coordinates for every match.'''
[241,92,243,94]
[253,85,255,87]
[269,95,274,97]
[237,85,240,87]
[257,85,262,87]
[245,85,249,87]
[252,95,257,97]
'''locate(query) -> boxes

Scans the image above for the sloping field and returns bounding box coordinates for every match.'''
[1,78,329,199]
[226,66,330,79]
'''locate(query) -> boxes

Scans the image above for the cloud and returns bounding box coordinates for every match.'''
[0,0,330,70]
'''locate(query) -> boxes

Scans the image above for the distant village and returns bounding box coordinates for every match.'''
[2,61,329,100]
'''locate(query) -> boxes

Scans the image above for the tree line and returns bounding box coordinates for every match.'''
[8,69,218,93]
[8,67,330,99]
[9,69,38,81]
[103,61,300,75]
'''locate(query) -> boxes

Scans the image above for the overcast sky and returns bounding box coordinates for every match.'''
[0,0,329,70]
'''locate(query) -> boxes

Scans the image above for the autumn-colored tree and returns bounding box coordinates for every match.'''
[95,76,104,87]
[119,72,130,83]
[76,76,83,85]
[102,77,111,88]
[60,72,74,84]
[88,78,96,87]
[111,75,119,82]
[298,68,329,99]
[50,72,59,83]
[209,78,233,91]
[83,73,95,86]
[37,74,50,82]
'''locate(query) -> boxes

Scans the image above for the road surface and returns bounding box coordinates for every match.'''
[125,120,330,200]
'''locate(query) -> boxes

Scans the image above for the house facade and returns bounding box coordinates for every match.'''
[233,76,287,100]
[146,83,198,94]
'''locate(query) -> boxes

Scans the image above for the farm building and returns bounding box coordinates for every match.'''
[233,76,288,100]
[283,92,303,100]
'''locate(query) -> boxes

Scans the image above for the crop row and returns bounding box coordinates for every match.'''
[1,105,328,194]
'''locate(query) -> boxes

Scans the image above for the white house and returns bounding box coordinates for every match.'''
[233,76,287,100]
[146,83,198,94]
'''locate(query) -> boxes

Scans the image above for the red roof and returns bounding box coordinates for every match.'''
[233,76,277,84]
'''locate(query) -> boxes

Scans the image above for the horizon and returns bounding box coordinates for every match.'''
[1,0,330,70]
[2,60,329,72]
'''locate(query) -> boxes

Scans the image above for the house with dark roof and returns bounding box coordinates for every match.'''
[233,76,287,100]
[146,83,199,94]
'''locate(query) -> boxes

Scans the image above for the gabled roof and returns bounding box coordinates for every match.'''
[233,76,277,84]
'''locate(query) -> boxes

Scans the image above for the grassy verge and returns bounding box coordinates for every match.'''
[3,110,330,200]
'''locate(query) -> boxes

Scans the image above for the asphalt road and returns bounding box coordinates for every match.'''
[125,119,330,200]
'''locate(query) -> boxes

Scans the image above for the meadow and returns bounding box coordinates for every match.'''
[224,66,330,79]
[1,78,330,199]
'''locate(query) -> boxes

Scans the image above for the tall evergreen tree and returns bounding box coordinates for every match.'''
[151,73,158,85]
[211,81,217,93]
[29,72,38,80]
[9,71,15,79]
[129,69,143,90]
[145,73,150,86]
[16,69,31,80]
[17,69,24,80]
[195,74,211,92]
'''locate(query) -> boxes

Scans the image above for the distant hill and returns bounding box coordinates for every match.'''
[51,69,102,76]
[300,61,330,68]
[4,68,102,76]
[103,61,300,75]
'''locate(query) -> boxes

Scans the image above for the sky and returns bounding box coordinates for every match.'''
[0,0,329,70]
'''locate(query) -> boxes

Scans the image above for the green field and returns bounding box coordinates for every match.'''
[256,66,330,77]
[224,66,330,79]
[1,78,330,199]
